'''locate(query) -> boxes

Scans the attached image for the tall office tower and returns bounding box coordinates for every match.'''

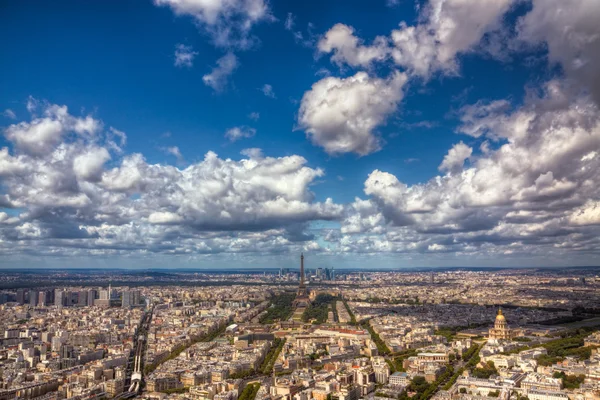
[99,289,110,300]
[66,291,75,306]
[331,266,335,281]
[132,290,141,306]
[55,290,65,307]
[16,289,26,305]
[60,344,74,359]
[78,291,88,306]
[316,268,324,279]
[38,291,47,307]
[122,290,131,308]
[29,291,38,307]
[88,289,97,306]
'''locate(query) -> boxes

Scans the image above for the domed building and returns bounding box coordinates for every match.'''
[488,308,516,340]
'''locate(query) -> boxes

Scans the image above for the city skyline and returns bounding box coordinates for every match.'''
[1,0,600,268]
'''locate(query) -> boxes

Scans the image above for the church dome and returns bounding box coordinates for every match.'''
[495,308,506,322]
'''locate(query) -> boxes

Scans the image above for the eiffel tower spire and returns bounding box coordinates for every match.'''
[300,253,305,288]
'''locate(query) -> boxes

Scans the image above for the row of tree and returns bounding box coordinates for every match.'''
[238,383,261,400]
[302,294,338,324]
[260,293,295,324]
[260,338,286,374]
[361,320,391,355]
[144,321,227,374]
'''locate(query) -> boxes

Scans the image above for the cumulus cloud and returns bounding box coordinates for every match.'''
[73,147,111,182]
[390,0,515,77]
[225,126,256,142]
[516,0,600,105]
[438,141,472,173]
[569,201,600,226]
[318,23,390,68]
[340,80,600,258]
[298,71,408,156]
[154,0,271,49]
[202,52,238,91]
[174,43,198,67]
[248,112,260,121]
[0,100,343,259]
[4,103,101,155]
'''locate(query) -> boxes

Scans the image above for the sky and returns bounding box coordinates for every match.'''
[1,0,600,269]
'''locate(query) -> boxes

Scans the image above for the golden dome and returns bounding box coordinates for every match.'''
[495,308,506,321]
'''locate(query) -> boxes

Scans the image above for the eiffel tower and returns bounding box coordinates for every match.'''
[293,253,310,308]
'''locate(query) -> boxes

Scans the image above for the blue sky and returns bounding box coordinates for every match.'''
[1,0,600,269]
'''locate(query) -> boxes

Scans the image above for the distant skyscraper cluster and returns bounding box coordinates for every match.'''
[277,265,335,281]
[7,287,142,308]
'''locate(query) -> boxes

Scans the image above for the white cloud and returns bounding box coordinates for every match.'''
[108,126,127,153]
[298,71,408,156]
[161,146,184,162]
[0,99,345,259]
[240,148,263,159]
[248,112,260,121]
[202,52,238,91]
[318,23,390,68]
[2,109,16,119]
[148,211,185,224]
[390,0,515,77]
[261,84,276,98]
[73,147,111,182]
[438,141,472,173]
[339,80,600,258]
[225,126,256,142]
[26,96,38,113]
[154,0,271,49]
[517,0,600,105]
[174,43,198,67]
[4,103,101,155]
[569,201,600,226]
[284,12,294,31]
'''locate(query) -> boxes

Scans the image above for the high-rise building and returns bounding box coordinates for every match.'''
[16,289,26,305]
[60,344,74,359]
[38,291,47,307]
[88,289,97,306]
[55,290,65,307]
[78,291,88,306]
[316,268,324,279]
[132,290,141,306]
[122,291,131,308]
[99,289,110,300]
[122,290,141,308]
[29,291,38,307]
[66,291,75,306]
